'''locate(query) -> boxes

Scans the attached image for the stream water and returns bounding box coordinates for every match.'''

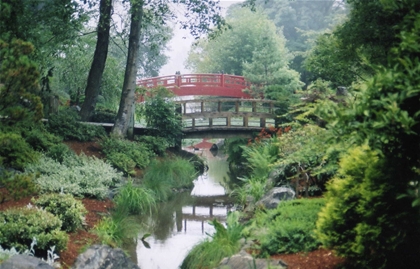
[135,148,233,269]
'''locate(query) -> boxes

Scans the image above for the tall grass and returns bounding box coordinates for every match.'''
[93,207,141,248]
[142,157,197,201]
[181,212,243,269]
[115,180,156,215]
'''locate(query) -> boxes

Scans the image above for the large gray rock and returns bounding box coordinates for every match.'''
[217,250,287,269]
[256,187,295,209]
[0,255,54,269]
[71,245,139,269]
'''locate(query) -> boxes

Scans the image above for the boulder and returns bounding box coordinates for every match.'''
[256,187,295,209]
[217,250,287,269]
[0,255,54,269]
[71,245,139,269]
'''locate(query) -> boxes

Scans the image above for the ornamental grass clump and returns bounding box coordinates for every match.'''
[180,211,243,269]
[142,157,197,201]
[32,193,87,232]
[114,180,156,215]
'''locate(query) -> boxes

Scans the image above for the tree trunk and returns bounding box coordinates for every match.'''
[79,0,112,121]
[112,0,144,138]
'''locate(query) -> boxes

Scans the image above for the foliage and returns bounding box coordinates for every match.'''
[106,152,136,176]
[0,39,43,124]
[250,0,347,84]
[0,207,68,254]
[114,180,156,215]
[93,208,141,248]
[0,132,39,170]
[91,108,117,123]
[187,5,300,94]
[142,157,197,201]
[101,137,153,172]
[0,172,39,201]
[45,143,75,164]
[32,193,87,232]
[180,211,243,269]
[21,125,62,152]
[46,108,106,141]
[25,154,121,199]
[224,137,249,174]
[315,146,420,268]
[244,198,325,256]
[135,135,169,156]
[139,86,183,147]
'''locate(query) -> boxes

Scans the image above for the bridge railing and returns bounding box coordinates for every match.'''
[175,98,278,129]
[137,73,249,89]
[137,73,253,99]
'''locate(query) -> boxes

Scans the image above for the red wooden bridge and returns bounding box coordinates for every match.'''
[137,73,252,99]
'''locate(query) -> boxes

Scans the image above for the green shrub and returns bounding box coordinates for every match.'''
[25,154,121,199]
[1,172,39,200]
[181,212,243,269]
[45,143,75,163]
[101,137,153,170]
[315,146,420,268]
[0,132,39,170]
[114,180,156,215]
[21,126,62,152]
[0,207,68,254]
[93,209,140,248]
[46,108,106,141]
[142,157,197,201]
[244,198,325,256]
[32,193,87,232]
[106,152,136,176]
[91,108,117,123]
[135,135,169,156]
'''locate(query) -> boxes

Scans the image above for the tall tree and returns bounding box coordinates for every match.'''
[112,0,223,138]
[112,0,144,138]
[79,0,112,121]
[248,0,347,85]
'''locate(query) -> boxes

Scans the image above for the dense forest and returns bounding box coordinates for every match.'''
[1,0,420,268]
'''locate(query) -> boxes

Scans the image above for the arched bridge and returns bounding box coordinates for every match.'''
[137,73,253,99]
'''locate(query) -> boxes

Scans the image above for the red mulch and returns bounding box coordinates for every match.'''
[0,140,346,269]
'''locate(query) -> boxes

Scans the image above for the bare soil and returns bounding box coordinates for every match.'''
[0,140,346,269]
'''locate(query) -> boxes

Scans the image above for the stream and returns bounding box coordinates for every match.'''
[135,148,234,269]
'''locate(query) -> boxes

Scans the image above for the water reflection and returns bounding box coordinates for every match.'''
[136,149,233,269]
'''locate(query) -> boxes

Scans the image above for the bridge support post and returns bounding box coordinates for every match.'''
[209,118,213,127]
[226,116,231,127]
[243,115,249,127]
[252,101,256,112]
[260,117,266,127]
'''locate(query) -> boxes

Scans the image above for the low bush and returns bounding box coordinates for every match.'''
[91,108,117,123]
[21,125,62,152]
[25,154,121,199]
[0,172,39,200]
[32,193,87,232]
[114,180,156,215]
[135,135,169,156]
[181,212,243,269]
[101,137,153,172]
[45,143,75,163]
[0,132,39,170]
[106,152,136,176]
[46,108,106,141]
[0,207,68,254]
[244,198,325,256]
